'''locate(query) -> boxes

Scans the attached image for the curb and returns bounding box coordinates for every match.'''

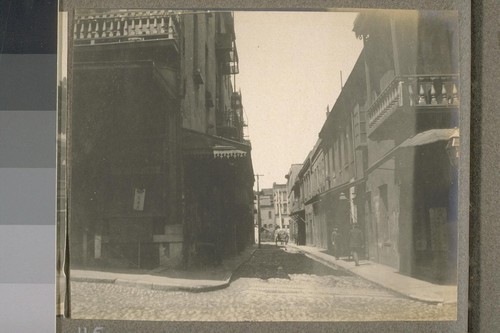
[71,272,232,293]
[71,247,258,293]
[71,277,116,284]
[292,245,449,305]
[227,247,257,284]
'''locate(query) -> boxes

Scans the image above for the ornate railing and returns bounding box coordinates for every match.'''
[74,10,179,45]
[367,74,460,135]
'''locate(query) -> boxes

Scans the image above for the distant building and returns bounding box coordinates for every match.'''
[273,183,290,229]
[255,188,275,241]
[286,164,304,244]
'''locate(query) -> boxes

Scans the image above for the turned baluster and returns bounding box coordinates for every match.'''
[86,21,92,39]
[108,20,114,37]
[152,18,158,34]
[129,19,135,35]
[159,17,165,34]
[73,20,78,39]
[430,80,438,105]
[123,20,128,36]
[452,83,459,105]
[136,19,142,35]
[168,17,174,38]
[408,83,414,107]
[79,22,85,39]
[418,83,427,105]
[398,81,403,107]
[441,83,448,105]
[93,21,100,39]
[98,18,105,38]
[116,20,121,37]
[101,20,107,37]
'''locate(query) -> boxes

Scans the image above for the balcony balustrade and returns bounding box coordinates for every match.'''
[367,75,460,138]
[74,11,179,46]
[217,109,243,141]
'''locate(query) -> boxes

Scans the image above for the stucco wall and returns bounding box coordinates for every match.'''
[365,159,401,269]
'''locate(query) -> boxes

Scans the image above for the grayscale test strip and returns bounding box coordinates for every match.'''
[0,57,57,331]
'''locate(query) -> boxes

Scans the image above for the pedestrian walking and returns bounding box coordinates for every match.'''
[331,228,341,260]
[349,224,364,266]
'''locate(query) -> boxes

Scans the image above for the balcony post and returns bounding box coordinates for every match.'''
[441,84,448,105]
[430,80,438,105]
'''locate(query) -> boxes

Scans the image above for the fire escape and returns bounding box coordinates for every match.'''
[215,27,245,142]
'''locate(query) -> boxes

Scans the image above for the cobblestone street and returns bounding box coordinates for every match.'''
[71,244,456,321]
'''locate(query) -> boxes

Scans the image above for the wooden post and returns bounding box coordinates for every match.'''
[138,240,141,269]
[255,174,264,249]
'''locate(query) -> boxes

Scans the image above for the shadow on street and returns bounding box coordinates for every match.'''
[234,244,351,280]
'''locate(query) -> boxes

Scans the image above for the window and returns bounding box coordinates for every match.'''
[346,124,353,164]
[268,211,272,219]
[338,137,343,170]
[379,184,389,237]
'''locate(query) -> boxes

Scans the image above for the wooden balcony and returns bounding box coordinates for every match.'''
[74,11,179,46]
[217,108,243,141]
[367,75,460,139]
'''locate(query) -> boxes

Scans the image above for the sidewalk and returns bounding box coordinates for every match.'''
[288,243,457,304]
[70,245,256,292]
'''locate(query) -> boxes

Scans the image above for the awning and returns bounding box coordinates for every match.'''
[399,128,459,148]
[289,208,305,216]
[304,177,366,205]
[183,128,251,159]
[366,128,459,173]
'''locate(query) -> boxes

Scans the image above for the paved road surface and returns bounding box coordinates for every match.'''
[71,244,456,321]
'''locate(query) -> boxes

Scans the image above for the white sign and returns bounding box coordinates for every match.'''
[94,234,101,259]
[133,188,146,211]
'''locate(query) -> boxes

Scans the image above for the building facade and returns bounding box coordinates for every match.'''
[287,10,459,284]
[293,54,367,255]
[69,10,254,270]
[256,188,275,241]
[286,164,304,244]
[273,183,290,229]
[353,11,459,283]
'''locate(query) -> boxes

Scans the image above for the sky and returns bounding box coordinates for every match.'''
[233,11,363,190]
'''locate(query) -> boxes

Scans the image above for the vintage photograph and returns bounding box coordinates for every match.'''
[58,8,461,321]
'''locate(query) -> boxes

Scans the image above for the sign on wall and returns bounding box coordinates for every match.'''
[133,188,146,211]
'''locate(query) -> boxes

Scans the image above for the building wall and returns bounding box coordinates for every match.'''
[305,204,314,245]
[365,159,401,269]
[181,14,212,133]
[286,164,304,244]
[180,13,237,137]
[71,60,181,268]
[273,183,289,228]
[286,11,458,284]
[261,207,275,228]
[356,11,459,281]
[70,11,252,269]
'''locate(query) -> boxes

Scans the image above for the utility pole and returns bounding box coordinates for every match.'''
[255,174,264,249]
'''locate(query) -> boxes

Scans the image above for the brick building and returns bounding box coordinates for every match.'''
[69,10,254,270]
